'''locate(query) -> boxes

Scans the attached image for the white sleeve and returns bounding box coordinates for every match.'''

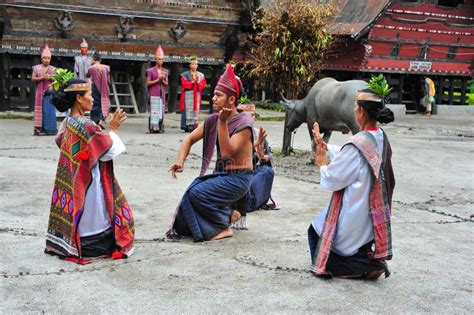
[100,131,126,162]
[327,144,341,161]
[320,145,361,192]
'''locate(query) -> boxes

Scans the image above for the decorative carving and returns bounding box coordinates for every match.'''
[169,21,187,41]
[54,11,75,37]
[117,16,136,42]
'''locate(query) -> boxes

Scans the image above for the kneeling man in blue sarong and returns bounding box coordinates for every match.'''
[166,64,254,241]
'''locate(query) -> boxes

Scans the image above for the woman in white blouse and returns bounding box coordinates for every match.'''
[308,88,395,280]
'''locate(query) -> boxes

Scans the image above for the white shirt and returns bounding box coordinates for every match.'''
[312,129,384,256]
[79,131,126,237]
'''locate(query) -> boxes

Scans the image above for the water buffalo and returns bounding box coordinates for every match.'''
[281,77,367,151]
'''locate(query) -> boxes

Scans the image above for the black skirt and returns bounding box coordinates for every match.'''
[80,227,116,257]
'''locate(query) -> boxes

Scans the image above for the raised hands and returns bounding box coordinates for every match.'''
[312,122,328,167]
[218,107,232,122]
[109,109,127,132]
[312,122,327,150]
[255,127,267,147]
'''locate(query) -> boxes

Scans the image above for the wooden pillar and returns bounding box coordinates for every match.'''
[398,74,404,104]
[168,63,180,113]
[0,53,5,111]
[208,65,221,114]
[4,54,11,111]
[460,77,468,105]
[448,77,454,105]
[140,62,148,113]
[436,76,444,104]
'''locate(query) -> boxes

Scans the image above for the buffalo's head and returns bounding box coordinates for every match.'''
[280,92,305,132]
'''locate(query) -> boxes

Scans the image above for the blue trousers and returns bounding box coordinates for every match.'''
[246,165,274,213]
[173,171,252,241]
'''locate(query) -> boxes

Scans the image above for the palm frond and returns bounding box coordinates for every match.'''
[49,68,75,91]
[366,74,393,98]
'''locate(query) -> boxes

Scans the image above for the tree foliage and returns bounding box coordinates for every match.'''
[246,0,334,99]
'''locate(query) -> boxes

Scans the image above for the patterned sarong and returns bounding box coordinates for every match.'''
[246,165,275,212]
[150,96,163,132]
[172,171,253,241]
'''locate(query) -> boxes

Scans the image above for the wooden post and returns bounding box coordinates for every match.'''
[437,77,444,105]
[398,74,404,104]
[460,77,468,105]
[448,77,454,105]
[5,54,11,111]
[209,65,221,114]
[140,62,148,113]
[168,63,180,113]
[0,54,5,111]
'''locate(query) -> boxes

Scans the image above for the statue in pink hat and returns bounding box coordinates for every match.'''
[74,38,92,80]
[31,44,57,135]
[146,45,169,133]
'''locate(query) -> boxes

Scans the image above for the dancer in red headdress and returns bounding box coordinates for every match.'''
[167,64,254,242]
[146,45,168,133]
[32,44,57,135]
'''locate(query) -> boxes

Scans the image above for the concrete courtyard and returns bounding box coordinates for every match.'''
[0,108,473,313]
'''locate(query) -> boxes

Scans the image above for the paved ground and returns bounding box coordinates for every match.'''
[0,109,473,314]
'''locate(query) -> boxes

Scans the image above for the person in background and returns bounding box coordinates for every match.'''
[74,38,93,81]
[146,45,168,133]
[180,56,207,132]
[88,51,111,127]
[421,76,436,116]
[32,44,57,136]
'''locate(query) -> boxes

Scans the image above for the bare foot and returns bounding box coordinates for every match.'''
[230,210,241,224]
[423,111,432,116]
[365,269,385,280]
[211,227,233,240]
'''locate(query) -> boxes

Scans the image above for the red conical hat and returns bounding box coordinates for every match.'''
[215,64,240,99]
[41,43,52,58]
[155,45,164,58]
[80,38,88,48]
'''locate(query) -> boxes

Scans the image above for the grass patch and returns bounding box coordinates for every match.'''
[254,101,285,112]
[256,116,286,122]
[0,113,33,120]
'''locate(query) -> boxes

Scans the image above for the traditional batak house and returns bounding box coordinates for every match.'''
[244,0,472,108]
[0,0,252,112]
[321,0,473,109]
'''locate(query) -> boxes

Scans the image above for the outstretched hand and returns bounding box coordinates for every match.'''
[109,109,127,132]
[168,162,183,180]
